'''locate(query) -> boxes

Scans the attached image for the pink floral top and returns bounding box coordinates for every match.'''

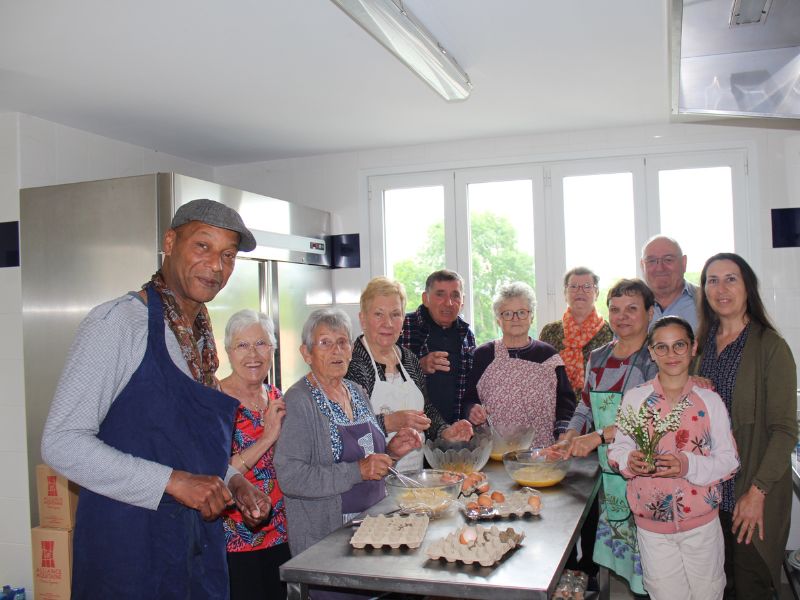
[608,377,739,534]
[222,384,288,552]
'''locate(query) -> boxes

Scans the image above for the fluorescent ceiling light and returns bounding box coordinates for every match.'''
[330,0,472,101]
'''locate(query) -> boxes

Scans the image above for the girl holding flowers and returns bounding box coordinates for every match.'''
[609,316,739,599]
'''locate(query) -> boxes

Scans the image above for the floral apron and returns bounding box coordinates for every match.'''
[476,340,559,448]
[589,346,646,596]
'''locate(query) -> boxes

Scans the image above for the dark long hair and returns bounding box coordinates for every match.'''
[697,252,774,352]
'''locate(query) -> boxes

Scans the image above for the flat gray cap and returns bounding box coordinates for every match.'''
[170,199,256,252]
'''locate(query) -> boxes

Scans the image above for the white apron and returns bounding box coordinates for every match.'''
[362,337,425,472]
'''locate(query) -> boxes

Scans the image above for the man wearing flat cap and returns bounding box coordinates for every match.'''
[42,199,265,599]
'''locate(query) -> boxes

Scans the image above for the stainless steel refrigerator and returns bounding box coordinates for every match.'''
[20,172,333,523]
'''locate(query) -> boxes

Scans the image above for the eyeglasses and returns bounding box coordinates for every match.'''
[650,340,690,357]
[499,309,531,321]
[566,283,597,292]
[643,255,678,268]
[316,338,352,351]
[232,340,274,354]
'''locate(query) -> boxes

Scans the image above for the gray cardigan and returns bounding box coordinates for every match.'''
[273,377,368,556]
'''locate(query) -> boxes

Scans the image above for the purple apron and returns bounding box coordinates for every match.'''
[338,421,386,514]
[71,284,238,599]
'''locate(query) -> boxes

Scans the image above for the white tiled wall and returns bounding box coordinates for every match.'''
[0,112,213,595]
[0,111,30,593]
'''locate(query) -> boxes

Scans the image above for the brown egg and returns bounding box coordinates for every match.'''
[475,481,490,494]
[528,495,542,510]
[466,501,480,511]
[459,526,478,545]
[477,494,493,508]
[490,491,505,503]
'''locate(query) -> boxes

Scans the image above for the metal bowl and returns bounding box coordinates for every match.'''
[503,448,571,488]
[423,427,492,474]
[385,469,464,515]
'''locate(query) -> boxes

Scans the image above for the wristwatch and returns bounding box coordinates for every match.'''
[597,429,606,445]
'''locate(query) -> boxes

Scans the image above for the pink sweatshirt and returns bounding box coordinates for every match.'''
[608,378,739,534]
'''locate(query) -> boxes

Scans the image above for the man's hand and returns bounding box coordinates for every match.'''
[228,473,271,529]
[468,404,487,426]
[165,470,232,521]
[419,351,450,375]
[442,419,473,442]
[359,454,393,480]
[384,410,431,433]
[387,427,423,459]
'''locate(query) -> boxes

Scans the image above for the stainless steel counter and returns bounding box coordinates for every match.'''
[280,456,600,599]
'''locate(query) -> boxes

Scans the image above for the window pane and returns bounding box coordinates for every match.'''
[658,167,734,284]
[384,187,445,300]
[563,173,636,317]
[468,180,535,344]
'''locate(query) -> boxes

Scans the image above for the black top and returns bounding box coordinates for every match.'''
[423,314,462,423]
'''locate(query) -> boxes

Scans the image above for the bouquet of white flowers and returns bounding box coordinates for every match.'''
[616,394,691,472]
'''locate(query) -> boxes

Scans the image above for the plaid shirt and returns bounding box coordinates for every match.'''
[400,305,476,422]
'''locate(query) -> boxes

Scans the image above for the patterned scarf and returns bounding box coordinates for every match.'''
[145,271,220,389]
[561,307,605,391]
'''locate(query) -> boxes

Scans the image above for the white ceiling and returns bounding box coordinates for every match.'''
[0,1,671,166]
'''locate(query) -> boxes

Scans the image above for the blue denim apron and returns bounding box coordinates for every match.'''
[72,284,238,599]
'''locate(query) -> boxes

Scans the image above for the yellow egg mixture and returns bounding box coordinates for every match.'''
[510,465,566,487]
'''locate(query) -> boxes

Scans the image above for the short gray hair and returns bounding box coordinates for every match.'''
[301,307,353,352]
[224,309,276,349]
[563,266,599,288]
[492,281,536,317]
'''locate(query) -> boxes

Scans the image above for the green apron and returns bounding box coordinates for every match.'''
[588,348,649,596]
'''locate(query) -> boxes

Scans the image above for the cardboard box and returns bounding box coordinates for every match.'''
[31,526,72,600]
[36,464,79,530]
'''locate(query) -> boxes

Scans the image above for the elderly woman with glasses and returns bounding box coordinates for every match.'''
[274,308,420,567]
[218,309,288,600]
[539,267,613,395]
[462,281,576,449]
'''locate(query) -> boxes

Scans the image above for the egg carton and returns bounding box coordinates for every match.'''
[461,488,542,520]
[349,514,429,549]
[426,525,525,566]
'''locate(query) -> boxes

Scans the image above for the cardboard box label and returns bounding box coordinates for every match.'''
[32,526,72,600]
[36,464,79,530]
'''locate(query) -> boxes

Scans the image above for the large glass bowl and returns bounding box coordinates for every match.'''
[423,427,492,474]
[489,423,535,461]
[385,469,464,515]
[503,448,572,488]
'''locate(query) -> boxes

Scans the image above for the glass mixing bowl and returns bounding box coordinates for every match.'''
[423,427,492,474]
[503,448,571,487]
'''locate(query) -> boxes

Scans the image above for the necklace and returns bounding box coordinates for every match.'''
[310,370,353,420]
[222,381,267,418]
